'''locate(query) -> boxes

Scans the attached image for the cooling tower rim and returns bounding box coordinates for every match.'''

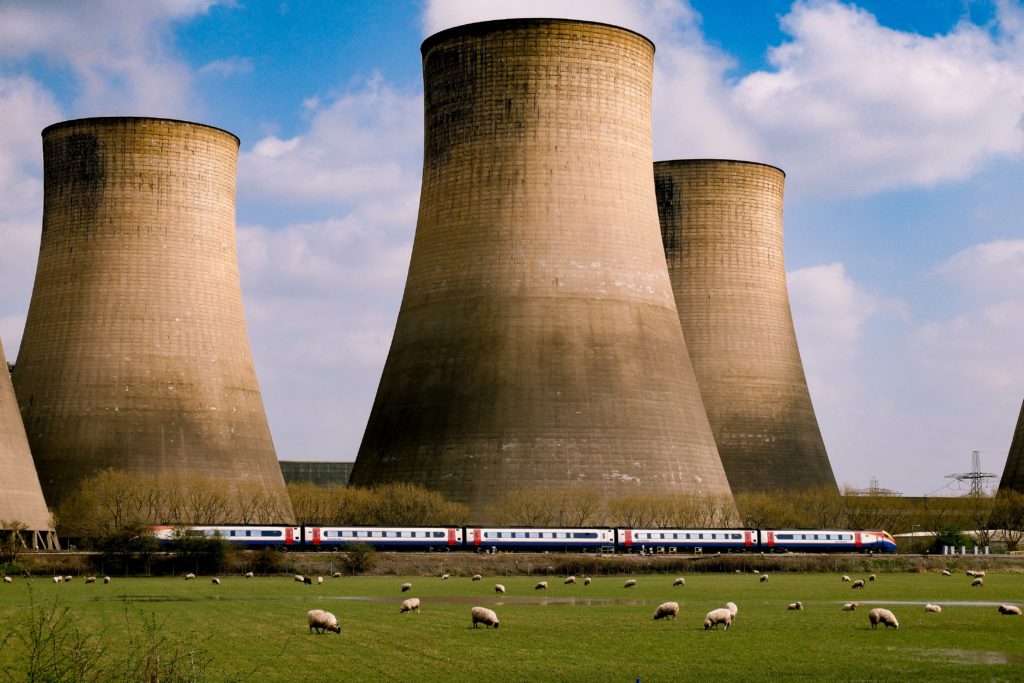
[421,17,655,56]
[655,158,786,178]
[42,117,240,146]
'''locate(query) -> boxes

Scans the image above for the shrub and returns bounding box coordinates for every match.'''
[343,543,377,574]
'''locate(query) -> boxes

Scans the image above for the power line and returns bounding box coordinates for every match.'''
[945,450,998,497]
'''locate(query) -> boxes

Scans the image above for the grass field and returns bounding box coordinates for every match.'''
[2,570,1023,681]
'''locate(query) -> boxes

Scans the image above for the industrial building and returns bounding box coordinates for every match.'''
[999,400,1024,494]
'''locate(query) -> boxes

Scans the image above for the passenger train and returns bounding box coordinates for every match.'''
[148,525,897,553]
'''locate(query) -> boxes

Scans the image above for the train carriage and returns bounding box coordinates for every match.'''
[617,528,755,553]
[762,529,897,553]
[467,527,615,552]
[148,525,301,548]
[304,526,463,551]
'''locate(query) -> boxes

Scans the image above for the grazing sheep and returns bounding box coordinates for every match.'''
[971,577,984,587]
[535,581,548,590]
[495,584,506,594]
[624,579,637,588]
[103,576,111,584]
[673,577,685,587]
[401,582,412,592]
[303,576,312,585]
[64,576,72,582]
[441,574,450,580]
[759,574,768,583]
[472,574,482,581]
[998,605,1021,615]
[85,576,96,584]
[842,575,851,583]
[185,574,195,581]
[704,608,733,630]
[868,608,899,630]
[211,577,221,585]
[583,577,592,586]
[851,580,865,589]
[307,609,341,634]
[725,602,738,617]
[734,570,741,574]
[941,570,951,576]
[868,574,877,582]
[787,602,803,611]
[653,601,680,621]
[842,602,858,611]
[332,572,342,578]
[974,571,986,578]
[244,571,254,578]
[52,576,62,583]
[294,575,305,583]
[966,570,977,577]
[471,606,499,629]
[400,598,421,613]
[924,604,942,613]
[564,576,576,585]
[317,576,324,585]
[3,576,11,584]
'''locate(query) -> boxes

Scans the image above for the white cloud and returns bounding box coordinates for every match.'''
[198,56,253,78]
[935,238,1024,297]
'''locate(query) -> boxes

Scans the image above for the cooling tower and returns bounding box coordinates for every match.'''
[998,399,1024,493]
[14,117,292,518]
[1,339,57,549]
[350,19,735,517]
[654,159,837,494]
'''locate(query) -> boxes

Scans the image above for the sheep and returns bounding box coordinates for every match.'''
[52,576,62,583]
[924,604,942,613]
[472,574,482,582]
[725,602,738,617]
[868,608,899,630]
[495,584,506,594]
[471,606,499,629]
[842,575,851,583]
[583,577,592,586]
[998,605,1021,615]
[704,608,733,630]
[851,579,865,589]
[673,577,685,587]
[85,576,96,584]
[317,576,324,585]
[535,581,548,590]
[441,574,450,580]
[787,601,803,611]
[624,579,637,588]
[211,577,221,585]
[332,572,342,578]
[400,598,421,613]
[966,570,977,577]
[564,576,576,585]
[759,574,768,583]
[185,573,196,580]
[103,576,111,584]
[974,571,986,578]
[941,570,951,576]
[307,609,341,634]
[971,577,984,587]
[303,576,312,585]
[401,582,413,592]
[868,574,877,582]
[64,576,72,582]
[294,575,305,583]
[842,602,858,611]
[653,601,680,621]
[3,576,11,584]
[244,571,254,579]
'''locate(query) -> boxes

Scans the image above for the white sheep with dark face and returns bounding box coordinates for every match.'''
[868,608,898,630]
[471,607,499,629]
[307,609,340,634]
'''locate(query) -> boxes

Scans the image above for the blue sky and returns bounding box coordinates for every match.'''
[1,0,1022,496]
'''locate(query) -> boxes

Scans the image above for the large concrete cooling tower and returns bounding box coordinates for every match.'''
[654,159,836,494]
[1,338,57,549]
[350,19,734,517]
[998,399,1024,493]
[14,117,292,517]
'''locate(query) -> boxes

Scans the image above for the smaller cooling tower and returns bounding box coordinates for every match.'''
[998,399,1024,494]
[655,159,837,494]
[0,338,57,549]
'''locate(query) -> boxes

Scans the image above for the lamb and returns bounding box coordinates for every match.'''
[535,581,548,590]
[842,602,858,611]
[704,608,733,630]
[941,570,951,576]
[471,606,499,629]
[103,576,111,584]
[185,573,195,581]
[998,604,1021,615]
[673,577,685,587]
[495,584,506,594]
[472,574,482,581]
[868,607,899,629]
[400,598,421,613]
[3,576,11,584]
[211,577,221,585]
[787,601,803,611]
[725,602,738,617]
[307,609,341,634]
[653,601,680,621]
[624,579,637,588]
[971,577,984,587]
[244,571,254,578]
[759,574,768,583]
[583,577,592,586]
[52,576,62,583]
[441,574,450,580]
[851,579,865,589]
[868,574,877,582]
[401,582,412,592]
[924,604,942,613]
[85,576,96,584]
[317,576,324,585]
[564,576,576,585]
[842,575,851,583]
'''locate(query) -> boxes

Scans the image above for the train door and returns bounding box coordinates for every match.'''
[311,527,321,546]
[447,528,457,546]
[472,529,482,546]
[765,531,774,550]
[744,531,753,549]
[285,527,294,546]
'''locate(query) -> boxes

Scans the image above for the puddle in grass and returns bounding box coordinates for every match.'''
[89,594,653,607]
[902,648,1024,666]
[853,600,1016,607]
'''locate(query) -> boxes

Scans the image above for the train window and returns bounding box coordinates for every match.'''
[573,533,597,539]
[777,534,793,540]
[433,532,444,538]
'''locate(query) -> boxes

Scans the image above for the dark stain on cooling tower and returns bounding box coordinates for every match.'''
[654,174,681,253]
[42,133,104,233]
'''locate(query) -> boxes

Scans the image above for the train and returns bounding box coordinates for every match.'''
[148,525,898,554]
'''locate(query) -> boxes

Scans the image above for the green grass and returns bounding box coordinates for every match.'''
[2,571,1023,681]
